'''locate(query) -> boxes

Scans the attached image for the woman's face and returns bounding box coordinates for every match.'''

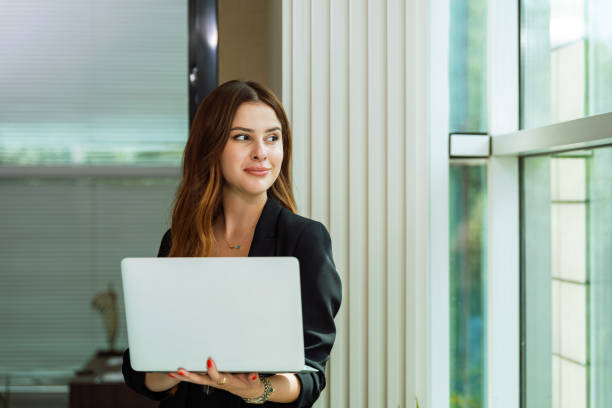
[220,102,283,199]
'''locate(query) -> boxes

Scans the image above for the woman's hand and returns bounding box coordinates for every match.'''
[169,357,264,400]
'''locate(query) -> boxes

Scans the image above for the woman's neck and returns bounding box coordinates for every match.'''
[219,189,267,237]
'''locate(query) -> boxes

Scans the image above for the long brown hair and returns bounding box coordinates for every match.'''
[168,80,297,257]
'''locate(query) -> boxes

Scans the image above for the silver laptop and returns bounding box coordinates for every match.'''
[121,257,316,373]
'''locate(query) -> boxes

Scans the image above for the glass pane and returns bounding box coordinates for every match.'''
[0,1,188,165]
[521,146,612,407]
[449,0,488,133]
[520,0,612,129]
[0,176,178,371]
[450,162,487,408]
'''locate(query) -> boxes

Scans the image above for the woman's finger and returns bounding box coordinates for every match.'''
[176,368,213,386]
[205,357,231,387]
[206,357,219,379]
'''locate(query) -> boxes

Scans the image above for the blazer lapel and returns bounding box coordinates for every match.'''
[248,196,282,257]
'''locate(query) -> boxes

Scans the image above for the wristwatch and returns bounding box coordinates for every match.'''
[243,376,274,404]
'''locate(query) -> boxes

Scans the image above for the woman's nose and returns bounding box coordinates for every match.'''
[251,140,267,161]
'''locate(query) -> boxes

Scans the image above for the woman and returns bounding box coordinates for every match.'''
[122,80,342,407]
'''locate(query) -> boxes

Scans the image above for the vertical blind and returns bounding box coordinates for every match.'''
[0,0,188,165]
[0,176,179,372]
[282,0,434,406]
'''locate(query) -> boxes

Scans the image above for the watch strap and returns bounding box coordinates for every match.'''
[243,376,274,404]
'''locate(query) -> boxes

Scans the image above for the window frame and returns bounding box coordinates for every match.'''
[430,1,451,407]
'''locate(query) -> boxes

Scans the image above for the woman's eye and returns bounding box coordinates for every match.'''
[266,135,280,142]
[233,134,249,141]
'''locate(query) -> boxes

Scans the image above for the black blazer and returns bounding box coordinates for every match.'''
[122,197,342,408]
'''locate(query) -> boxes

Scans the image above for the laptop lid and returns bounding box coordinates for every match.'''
[121,257,313,373]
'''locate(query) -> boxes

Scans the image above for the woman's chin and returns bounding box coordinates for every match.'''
[224,176,276,199]
[230,184,271,199]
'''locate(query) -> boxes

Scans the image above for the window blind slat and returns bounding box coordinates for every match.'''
[0,177,178,372]
[0,1,188,165]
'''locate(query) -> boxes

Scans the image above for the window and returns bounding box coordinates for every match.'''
[449,0,488,406]
[521,0,612,129]
[0,176,178,372]
[449,162,487,408]
[0,1,188,165]
[521,146,612,407]
[0,0,187,394]
[449,0,488,133]
[519,2,612,406]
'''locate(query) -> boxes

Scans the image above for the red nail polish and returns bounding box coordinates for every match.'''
[252,375,257,380]
[207,359,212,368]
[178,370,184,375]
[168,373,175,378]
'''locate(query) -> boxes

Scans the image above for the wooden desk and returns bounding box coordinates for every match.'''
[69,352,156,408]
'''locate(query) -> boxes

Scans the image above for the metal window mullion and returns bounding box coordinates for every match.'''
[492,112,612,157]
[487,1,520,408]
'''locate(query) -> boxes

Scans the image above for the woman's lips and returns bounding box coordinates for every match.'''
[244,167,271,176]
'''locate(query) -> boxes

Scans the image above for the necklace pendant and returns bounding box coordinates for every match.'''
[229,245,240,250]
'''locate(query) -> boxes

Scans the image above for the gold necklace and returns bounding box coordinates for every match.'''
[221,222,255,250]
